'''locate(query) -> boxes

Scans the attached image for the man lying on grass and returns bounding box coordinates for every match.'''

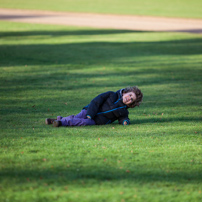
[45,86,143,127]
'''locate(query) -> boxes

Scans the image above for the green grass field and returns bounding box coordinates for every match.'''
[0,0,202,18]
[0,20,202,201]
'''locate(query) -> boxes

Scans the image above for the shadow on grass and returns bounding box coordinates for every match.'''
[0,29,144,37]
[0,30,202,67]
[1,29,201,96]
[131,116,202,124]
[1,66,201,88]
[0,165,201,184]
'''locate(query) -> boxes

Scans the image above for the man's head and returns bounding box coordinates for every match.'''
[122,86,143,108]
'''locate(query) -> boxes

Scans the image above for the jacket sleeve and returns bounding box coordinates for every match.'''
[118,117,130,125]
[86,91,113,119]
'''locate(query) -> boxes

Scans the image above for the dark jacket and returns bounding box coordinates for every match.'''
[83,89,130,125]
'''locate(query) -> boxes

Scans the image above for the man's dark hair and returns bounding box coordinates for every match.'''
[123,86,143,108]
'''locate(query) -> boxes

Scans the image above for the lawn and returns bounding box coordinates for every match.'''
[0,0,202,18]
[0,21,202,202]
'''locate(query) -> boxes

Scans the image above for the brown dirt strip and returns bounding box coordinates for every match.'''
[0,8,202,34]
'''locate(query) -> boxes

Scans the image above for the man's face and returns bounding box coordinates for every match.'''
[122,92,136,105]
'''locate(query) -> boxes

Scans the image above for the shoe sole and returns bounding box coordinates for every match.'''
[45,118,49,125]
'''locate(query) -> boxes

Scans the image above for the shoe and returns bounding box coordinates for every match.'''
[53,120,62,127]
[45,118,57,125]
